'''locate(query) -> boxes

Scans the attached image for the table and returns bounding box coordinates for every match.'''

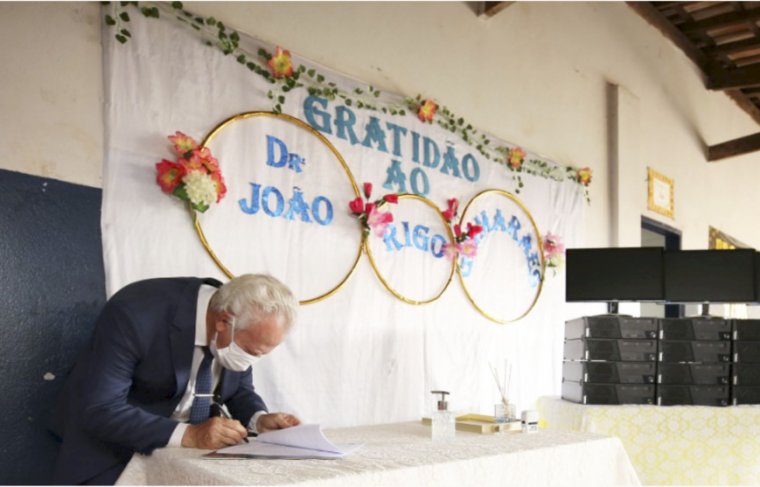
[537,396,760,485]
[117,421,639,486]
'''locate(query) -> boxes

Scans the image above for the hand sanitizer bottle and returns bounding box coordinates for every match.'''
[430,390,455,441]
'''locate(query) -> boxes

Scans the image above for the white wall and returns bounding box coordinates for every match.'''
[3,1,759,249]
[0,2,103,187]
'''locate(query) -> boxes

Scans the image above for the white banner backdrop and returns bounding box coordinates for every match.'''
[102,5,586,426]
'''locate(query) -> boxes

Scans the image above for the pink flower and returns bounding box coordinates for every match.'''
[367,207,393,238]
[168,131,198,155]
[544,232,565,257]
[544,232,566,269]
[348,197,364,215]
[443,242,459,261]
[459,239,478,258]
[543,232,566,270]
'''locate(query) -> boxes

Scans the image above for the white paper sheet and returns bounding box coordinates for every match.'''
[208,424,362,459]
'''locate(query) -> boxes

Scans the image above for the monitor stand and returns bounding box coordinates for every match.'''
[607,302,619,315]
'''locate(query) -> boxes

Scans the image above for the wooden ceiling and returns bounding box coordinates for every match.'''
[628,1,760,161]
[480,2,760,161]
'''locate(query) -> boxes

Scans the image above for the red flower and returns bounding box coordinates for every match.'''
[155,159,185,193]
[453,223,462,239]
[467,224,483,239]
[348,197,365,215]
[417,99,438,123]
[363,182,373,199]
[267,46,294,79]
[383,194,399,204]
[364,202,376,215]
[442,197,459,222]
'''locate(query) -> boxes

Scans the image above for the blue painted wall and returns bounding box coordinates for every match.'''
[0,169,105,485]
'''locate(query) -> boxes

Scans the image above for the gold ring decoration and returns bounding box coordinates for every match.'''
[194,111,362,305]
[364,193,456,305]
[456,189,545,323]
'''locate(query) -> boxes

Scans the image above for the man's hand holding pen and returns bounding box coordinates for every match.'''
[181,416,248,450]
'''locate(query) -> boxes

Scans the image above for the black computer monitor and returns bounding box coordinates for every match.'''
[566,247,664,304]
[664,249,755,303]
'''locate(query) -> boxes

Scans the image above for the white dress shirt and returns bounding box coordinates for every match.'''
[166,284,265,446]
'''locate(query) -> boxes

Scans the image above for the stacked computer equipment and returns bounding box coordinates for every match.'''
[562,248,663,404]
[562,315,657,404]
[731,319,760,404]
[564,247,758,407]
[657,318,731,406]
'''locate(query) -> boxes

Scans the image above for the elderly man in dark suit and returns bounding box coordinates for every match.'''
[51,274,300,484]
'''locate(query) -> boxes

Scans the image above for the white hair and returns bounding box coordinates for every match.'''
[208,274,298,331]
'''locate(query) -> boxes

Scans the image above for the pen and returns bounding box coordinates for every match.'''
[214,401,249,444]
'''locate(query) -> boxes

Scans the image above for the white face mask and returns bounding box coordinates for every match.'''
[209,330,261,372]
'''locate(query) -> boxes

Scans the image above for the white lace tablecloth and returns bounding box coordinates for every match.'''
[116,421,639,486]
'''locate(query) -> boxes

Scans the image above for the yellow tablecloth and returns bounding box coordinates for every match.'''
[537,396,760,485]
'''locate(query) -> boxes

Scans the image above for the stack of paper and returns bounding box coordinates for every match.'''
[204,424,362,460]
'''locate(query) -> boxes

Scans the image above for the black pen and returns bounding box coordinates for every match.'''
[214,401,249,443]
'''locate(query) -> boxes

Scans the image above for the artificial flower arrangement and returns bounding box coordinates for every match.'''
[441,197,483,260]
[155,132,227,213]
[577,167,592,186]
[543,232,566,276]
[348,182,398,238]
[416,99,438,123]
[507,147,526,170]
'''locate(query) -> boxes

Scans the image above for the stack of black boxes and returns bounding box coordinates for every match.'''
[562,315,657,405]
[657,317,731,406]
[564,247,760,406]
[732,319,760,404]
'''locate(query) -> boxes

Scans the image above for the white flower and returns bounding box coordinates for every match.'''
[183,171,217,207]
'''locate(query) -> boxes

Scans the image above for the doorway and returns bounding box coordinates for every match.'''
[641,216,682,318]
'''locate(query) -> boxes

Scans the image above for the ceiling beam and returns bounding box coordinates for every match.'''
[627,2,707,70]
[680,9,760,35]
[725,89,760,125]
[708,63,760,89]
[703,35,760,56]
[707,131,760,161]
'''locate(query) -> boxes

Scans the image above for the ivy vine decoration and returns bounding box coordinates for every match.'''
[103,1,592,201]
[565,166,592,203]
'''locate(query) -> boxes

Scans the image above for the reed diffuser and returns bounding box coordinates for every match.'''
[490,361,514,422]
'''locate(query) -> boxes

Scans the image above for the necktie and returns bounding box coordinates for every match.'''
[189,347,214,424]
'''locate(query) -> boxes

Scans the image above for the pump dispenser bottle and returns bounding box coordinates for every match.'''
[430,390,455,441]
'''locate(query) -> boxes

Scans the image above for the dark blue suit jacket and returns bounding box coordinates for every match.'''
[51,277,267,484]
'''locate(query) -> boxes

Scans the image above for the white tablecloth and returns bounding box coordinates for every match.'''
[117,421,639,486]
